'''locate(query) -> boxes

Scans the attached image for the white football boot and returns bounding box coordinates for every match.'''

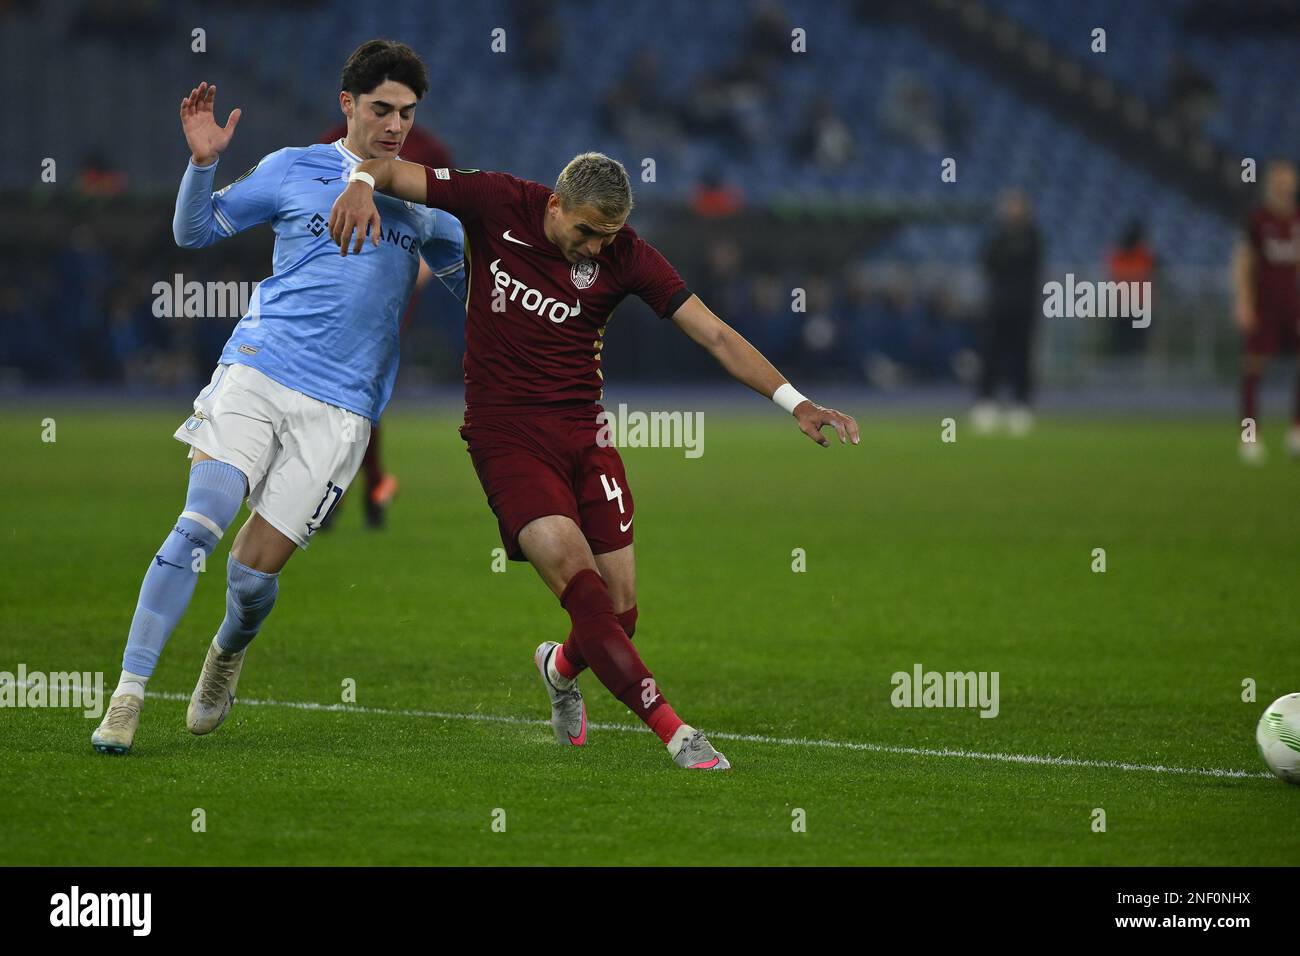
[668,726,731,771]
[187,640,246,735]
[534,641,587,745]
[91,694,143,755]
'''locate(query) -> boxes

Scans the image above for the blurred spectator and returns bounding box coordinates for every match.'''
[791,95,855,170]
[1106,221,1155,357]
[513,0,562,76]
[690,171,745,218]
[76,150,128,199]
[744,275,801,366]
[599,51,684,156]
[879,70,946,153]
[798,276,844,375]
[696,239,748,322]
[1165,53,1218,131]
[0,282,47,384]
[744,0,792,64]
[973,190,1042,434]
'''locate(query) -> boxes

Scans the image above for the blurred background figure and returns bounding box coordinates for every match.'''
[790,94,856,171]
[972,189,1042,436]
[1105,220,1156,363]
[1165,53,1218,133]
[1233,158,1300,463]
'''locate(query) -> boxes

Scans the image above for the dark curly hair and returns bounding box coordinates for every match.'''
[340,39,428,99]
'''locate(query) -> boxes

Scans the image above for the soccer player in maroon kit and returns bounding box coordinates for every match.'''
[1233,158,1300,463]
[330,152,858,770]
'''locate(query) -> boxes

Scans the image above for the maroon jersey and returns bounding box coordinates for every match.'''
[1245,206,1300,320]
[420,166,691,410]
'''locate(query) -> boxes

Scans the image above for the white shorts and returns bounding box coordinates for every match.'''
[174,363,371,549]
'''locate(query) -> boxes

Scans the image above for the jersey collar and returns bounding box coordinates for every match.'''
[334,138,364,166]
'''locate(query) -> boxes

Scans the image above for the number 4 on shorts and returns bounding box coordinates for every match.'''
[600,473,625,515]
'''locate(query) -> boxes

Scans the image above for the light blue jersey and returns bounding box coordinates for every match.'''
[173,139,466,422]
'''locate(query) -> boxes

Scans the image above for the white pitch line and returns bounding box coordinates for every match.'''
[118,687,1269,780]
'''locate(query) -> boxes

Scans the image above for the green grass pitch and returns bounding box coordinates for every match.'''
[1,403,1297,865]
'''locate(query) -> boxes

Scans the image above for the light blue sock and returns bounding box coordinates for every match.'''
[122,460,245,677]
[214,556,279,655]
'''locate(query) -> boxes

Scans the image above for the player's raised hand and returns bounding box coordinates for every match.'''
[794,400,860,447]
[329,181,382,256]
[180,82,241,166]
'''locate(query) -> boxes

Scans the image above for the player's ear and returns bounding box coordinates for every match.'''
[339,90,352,118]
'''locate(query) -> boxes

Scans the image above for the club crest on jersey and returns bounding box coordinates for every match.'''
[571,259,599,290]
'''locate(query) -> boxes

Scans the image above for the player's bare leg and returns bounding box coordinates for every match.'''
[521,515,729,769]
[1241,352,1268,464]
[187,498,294,735]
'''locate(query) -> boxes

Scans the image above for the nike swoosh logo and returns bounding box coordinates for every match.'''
[619,517,634,532]
[154,555,184,569]
[502,229,531,247]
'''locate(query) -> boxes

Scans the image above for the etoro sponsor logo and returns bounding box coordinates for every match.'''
[489,258,581,324]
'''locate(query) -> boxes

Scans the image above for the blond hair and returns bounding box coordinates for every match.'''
[554,152,634,220]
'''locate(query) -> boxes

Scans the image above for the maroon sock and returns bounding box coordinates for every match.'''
[363,426,382,488]
[559,572,673,735]
[558,603,637,678]
[1242,372,1261,425]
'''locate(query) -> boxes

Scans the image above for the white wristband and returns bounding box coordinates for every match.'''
[348,169,376,189]
[772,383,808,415]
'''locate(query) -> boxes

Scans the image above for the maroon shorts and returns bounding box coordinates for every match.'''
[1247,310,1300,356]
[460,404,634,561]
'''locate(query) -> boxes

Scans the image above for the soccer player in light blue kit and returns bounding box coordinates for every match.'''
[92,41,465,754]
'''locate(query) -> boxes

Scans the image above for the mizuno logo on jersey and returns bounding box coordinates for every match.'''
[489,259,580,324]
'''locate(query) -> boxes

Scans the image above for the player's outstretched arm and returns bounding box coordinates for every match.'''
[173,81,246,249]
[671,294,860,447]
[329,159,427,256]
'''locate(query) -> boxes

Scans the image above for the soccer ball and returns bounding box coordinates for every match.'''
[1256,693,1300,784]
